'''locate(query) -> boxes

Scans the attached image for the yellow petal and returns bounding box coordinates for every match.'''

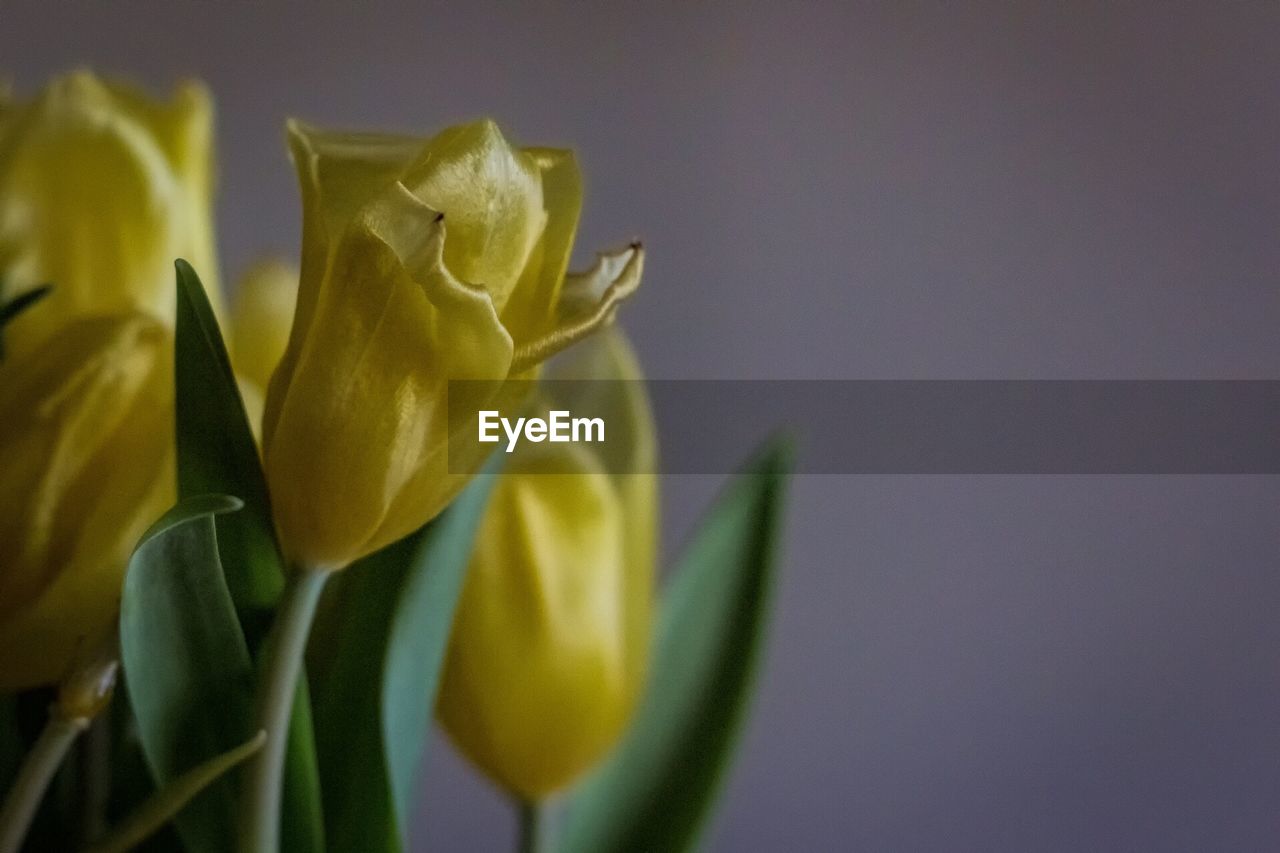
[400,120,547,314]
[231,257,298,390]
[0,71,220,356]
[438,445,631,798]
[264,185,513,569]
[236,376,266,447]
[499,147,583,348]
[438,327,656,798]
[264,118,640,569]
[264,121,430,454]
[544,327,657,673]
[510,243,644,374]
[99,76,220,305]
[0,312,173,690]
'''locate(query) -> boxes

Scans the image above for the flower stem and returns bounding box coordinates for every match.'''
[0,714,86,853]
[239,567,328,853]
[517,800,554,853]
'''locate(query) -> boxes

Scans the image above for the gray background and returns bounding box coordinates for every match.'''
[5,2,1280,849]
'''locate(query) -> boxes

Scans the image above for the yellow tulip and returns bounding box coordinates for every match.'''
[263,119,643,570]
[437,328,656,799]
[230,259,299,441]
[0,70,220,358]
[0,313,172,691]
[231,258,298,391]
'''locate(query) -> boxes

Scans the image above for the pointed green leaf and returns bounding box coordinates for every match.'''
[563,435,794,853]
[173,259,323,853]
[313,463,501,853]
[119,496,255,853]
[174,258,284,621]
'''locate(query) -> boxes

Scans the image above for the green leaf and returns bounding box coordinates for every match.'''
[0,283,51,360]
[119,496,256,853]
[174,258,284,622]
[173,259,324,853]
[313,463,501,853]
[563,435,794,853]
[88,730,266,853]
[107,680,185,853]
[278,679,325,853]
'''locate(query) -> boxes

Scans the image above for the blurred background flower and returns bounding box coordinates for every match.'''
[0,71,218,690]
[0,313,170,689]
[230,257,297,438]
[0,71,219,357]
[438,328,656,800]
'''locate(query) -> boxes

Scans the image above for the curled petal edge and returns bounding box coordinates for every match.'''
[510,243,643,376]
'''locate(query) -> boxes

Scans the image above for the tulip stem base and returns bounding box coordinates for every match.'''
[0,713,87,853]
[517,800,554,853]
[239,566,329,853]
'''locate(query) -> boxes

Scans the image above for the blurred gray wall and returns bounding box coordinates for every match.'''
[5,2,1280,849]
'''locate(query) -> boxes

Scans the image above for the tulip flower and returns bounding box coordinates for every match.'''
[0,72,223,692]
[262,118,643,570]
[231,258,298,392]
[437,328,656,799]
[0,70,220,359]
[0,313,172,691]
[231,259,299,439]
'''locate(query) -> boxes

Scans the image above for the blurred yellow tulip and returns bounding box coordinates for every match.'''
[437,328,656,799]
[231,258,299,441]
[0,70,221,358]
[231,258,298,392]
[263,119,643,570]
[0,313,172,691]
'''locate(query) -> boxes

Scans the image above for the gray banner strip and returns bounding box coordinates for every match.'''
[448,381,1280,474]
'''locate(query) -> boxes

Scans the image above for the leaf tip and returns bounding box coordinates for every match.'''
[751,429,798,479]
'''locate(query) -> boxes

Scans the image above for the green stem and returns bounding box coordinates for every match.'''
[517,800,554,853]
[0,714,86,853]
[239,568,329,853]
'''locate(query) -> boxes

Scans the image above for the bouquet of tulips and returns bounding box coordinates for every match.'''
[0,72,791,853]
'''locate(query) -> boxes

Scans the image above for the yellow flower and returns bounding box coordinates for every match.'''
[437,328,656,799]
[0,70,220,358]
[231,258,298,391]
[230,258,299,440]
[0,71,224,690]
[263,119,643,569]
[0,313,172,691]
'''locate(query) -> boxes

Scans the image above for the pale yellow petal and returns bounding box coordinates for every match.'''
[231,258,298,390]
[499,147,582,347]
[0,71,219,355]
[401,120,547,314]
[264,185,513,568]
[437,445,630,798]
[437,327,656,798]
[0,313,172,689]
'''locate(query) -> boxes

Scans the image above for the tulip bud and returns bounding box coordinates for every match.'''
[231,259,299,441]
[437,328,655,799]
[0,70,220,358]
[0,313,172,690]
[231,258,298,391]
[263,119,643,569]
